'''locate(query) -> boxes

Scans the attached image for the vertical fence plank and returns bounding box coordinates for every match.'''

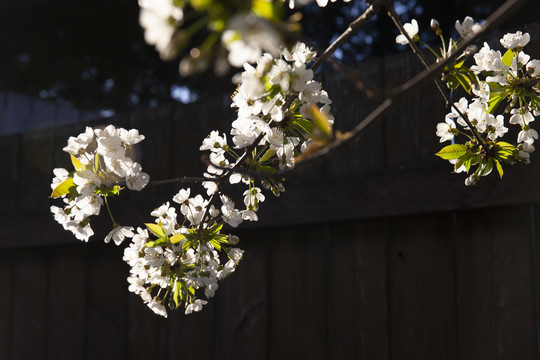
[270,224,327,359]
[11,248,49,360]
[387,213,458,360]
[0,134,20,215]
[457,206,537,360]
[126,295,168,360]
[85,244,129,360]
[19,128,55,215]
[46,245,87,360]
[0,251,13,360]
[166,303,215,360]
[328,218,389,360]
[214,228,269,360]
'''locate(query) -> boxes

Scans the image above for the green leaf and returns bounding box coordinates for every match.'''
[145,239,167,248]
[173,281,181,308]
[209,222,223,234]
[259,149,276,163]
[478,160,494,177]
[488,92,506,114]
[209,239,221,251]
[189,0,212,11]
[309,104,332,139]
[454,59,465,69]
[455,72,472,94]
[145,223,166,239]
[435,144,468,160]
[252,0,282,22]
[496,141,516,159]
[70,153,85,171]
[501,49,515,67]
[170,233,186,244]
[258,165,277,174]
[294,117,314,134]
[50,177,76,198]
[494,159,504,178]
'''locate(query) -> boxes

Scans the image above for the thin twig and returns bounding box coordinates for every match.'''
[385,1,485,144]
[149,176,221,186]
[311,0,384,72]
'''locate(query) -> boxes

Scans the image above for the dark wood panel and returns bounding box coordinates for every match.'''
[0,251,13,360]
[46,246,87,360]
[327,219,389,360]
[214,229,269,360]
[457,207,537,360]
[387,213,459,360]
[270,225,327,360]
[85,244,128,360]
[11,249,49,360]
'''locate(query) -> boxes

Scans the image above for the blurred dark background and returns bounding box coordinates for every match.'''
[2,0,533,116]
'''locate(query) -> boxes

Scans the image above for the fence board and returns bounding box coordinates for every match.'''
[85,244,128,360]
[327,219,389,360]
[0,134,20,214]
[166,301,215,360]
[45,246,87,360]
[11,249,49,360]
[19,128,55,215]
[387,213,459,360]
[0,252,13,360]
[126,295,168,360]
[214,229,269,360]
[270,225,327,359]
[456,206,537,360]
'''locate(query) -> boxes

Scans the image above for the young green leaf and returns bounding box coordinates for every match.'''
[501,49,515,67]
[145,223,166,239]
[494,159,504,178]
[70,153,85,171]
[435,144,468,160]
[170,233,186,244]
[50,177,76,198]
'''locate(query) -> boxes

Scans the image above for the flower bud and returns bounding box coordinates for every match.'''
[430,19,441,35]
[464,45,477,56]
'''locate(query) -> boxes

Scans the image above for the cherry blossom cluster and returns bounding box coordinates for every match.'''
[122,202,244,317]
[50,125,149,241]
[396,16,539,185]
[436,29,539,184]
[120,42,334,316]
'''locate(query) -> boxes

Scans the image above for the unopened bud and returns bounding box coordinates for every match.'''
[430,19,441,35]
[465,45,478,56]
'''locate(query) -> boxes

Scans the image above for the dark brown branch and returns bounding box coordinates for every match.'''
[277,0,530,176]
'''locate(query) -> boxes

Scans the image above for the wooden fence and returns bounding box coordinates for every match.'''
[1,22,540,359]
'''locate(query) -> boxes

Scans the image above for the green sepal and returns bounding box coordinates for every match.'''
[435,144,468,160]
